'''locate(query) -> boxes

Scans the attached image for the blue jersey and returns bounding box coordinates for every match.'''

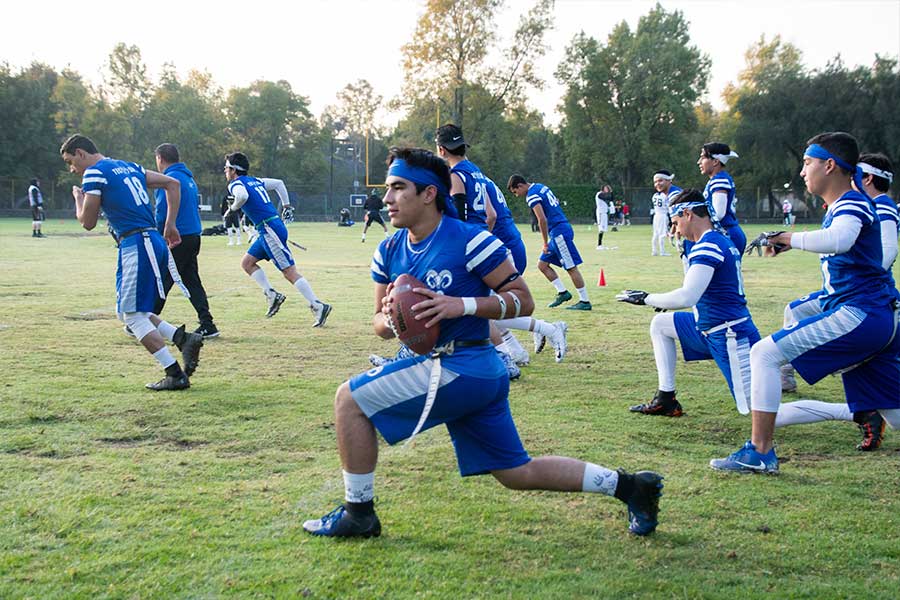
[666,184,683,205]
[818,190,898,311]
[526,183,569,233]
[487,181,522,249]
[228,175,278,226]
[703,171,738,228]
[451,159,494,229]
[371,217,509,377]
[687,229,750,331]
[873,193,899,239]
[81,158,155,237]
[155,162,202,236]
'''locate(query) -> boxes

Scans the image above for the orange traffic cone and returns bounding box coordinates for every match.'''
[597,268,606,287]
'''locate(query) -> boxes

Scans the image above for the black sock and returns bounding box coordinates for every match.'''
[598,233,604,246]
[165,362,185,378]
[345,500,375,516]
[613,470,634,502]
[172,324,186,348]
[656,390,676,403]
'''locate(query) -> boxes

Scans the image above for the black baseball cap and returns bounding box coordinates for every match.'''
[435,124,468,151]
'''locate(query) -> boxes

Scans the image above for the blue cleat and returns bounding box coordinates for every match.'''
[303,504,381,538]
[710,441,779,474]
[621,470,664,536]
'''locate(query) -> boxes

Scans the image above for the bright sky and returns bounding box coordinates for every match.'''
[4,0,898,128]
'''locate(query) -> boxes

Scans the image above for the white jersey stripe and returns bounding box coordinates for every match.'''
[465,230,492,255]
[466,239,504,272]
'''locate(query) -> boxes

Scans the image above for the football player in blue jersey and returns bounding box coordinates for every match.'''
[776,151,899,451]
[507,175,592,310]
[697,142,747,255]
[435,125,568,367]
[303,147,663,538]
[222,152,331,327]
[60,134,204,391]
[711,132,900,474]
[618,189,760,418]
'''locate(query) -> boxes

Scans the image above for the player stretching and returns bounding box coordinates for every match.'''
[711,132,900,474]
[60,134,203,391]
[302,147,663,538]
[650,170,681,256]
[618,189,760,417]
[222,152,331,327]
[697,142,746,255]
[507,175,591,310]
[776,151,900,451]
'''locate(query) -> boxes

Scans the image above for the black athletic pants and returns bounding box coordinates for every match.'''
[153,234,214,327]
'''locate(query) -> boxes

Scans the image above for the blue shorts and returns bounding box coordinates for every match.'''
[724,224,746,256]
[773,302,900,412]
[349,354,530,476]
[506,238,527,275]
[116,230,170,313]
[539,225,582,270]
[248,219,295,270]
[674,312,760,413]
[786,291,824,323]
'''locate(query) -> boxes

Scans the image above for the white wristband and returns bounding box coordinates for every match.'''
[462,297,477,316]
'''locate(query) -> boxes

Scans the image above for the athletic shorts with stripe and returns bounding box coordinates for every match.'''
[539,224,583,269]
[248,218,295,270]
[115,230,169,313]
[349,353,531,476]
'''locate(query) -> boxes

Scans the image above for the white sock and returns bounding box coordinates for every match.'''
[532,320,557,338]
[650,313,678,392]
[749,336,785,413]
[582,462,618,496]
[250,269,275,299]
[496,317,534,331]
[156,320,177,343]
[783,302,798,327]
[293,276,319,306]
[776,400,852,427]
[343,470,375,503]
[361,233,366,240]
[152,347,176,369]
[551,278,566,293]
[576,287,589,302]
[501,330,526,354]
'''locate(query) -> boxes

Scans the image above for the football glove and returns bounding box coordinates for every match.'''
[615,290,649,306]
[282,206,295,222]
[746,231,788,256]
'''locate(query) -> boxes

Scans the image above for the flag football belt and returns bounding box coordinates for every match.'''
[118,228,191,301]
[117,226,157,239]
[702,317,751,414]
[403,338,491,449]
[701,316,749,337]
[254,215,280,230]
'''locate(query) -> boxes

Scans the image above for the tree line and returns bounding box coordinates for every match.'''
[1,1,897,218]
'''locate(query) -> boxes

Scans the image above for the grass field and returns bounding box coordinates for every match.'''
[1,217,898,599]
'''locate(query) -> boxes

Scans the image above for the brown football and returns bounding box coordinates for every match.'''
[389,273,441,355]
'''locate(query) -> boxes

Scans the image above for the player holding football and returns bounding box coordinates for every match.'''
[222,152,331,327]
[507,175,592,310]
[618,189,760,417]
[60,134,203,391]
[711,132,900,473]
[697,142,747,255]
[303,147,663,538]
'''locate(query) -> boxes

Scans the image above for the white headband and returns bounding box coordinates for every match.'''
[225,160,247,172]
[859,162,893,183]
[711,151,739,164]
[653,173,674,181]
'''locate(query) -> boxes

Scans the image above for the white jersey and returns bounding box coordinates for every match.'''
[28,185,42,207]
[651,192,668,216]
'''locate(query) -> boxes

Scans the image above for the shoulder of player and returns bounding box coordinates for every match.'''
[688,232,727,262]
[831,191,876,220]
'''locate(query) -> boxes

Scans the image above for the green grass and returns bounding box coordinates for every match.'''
[1,218,898,599]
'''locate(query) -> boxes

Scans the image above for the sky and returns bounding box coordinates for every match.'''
[3,0,898,128]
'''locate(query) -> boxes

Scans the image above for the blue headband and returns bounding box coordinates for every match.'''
[387,158,449,199]
[669,200,709,218]
[804,143,869,200]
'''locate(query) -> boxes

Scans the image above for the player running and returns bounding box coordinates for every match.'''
[222,152,331,326]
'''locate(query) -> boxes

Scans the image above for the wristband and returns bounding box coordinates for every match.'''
[462,297,477,316]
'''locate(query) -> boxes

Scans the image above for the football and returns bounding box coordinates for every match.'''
[388,273,441,355]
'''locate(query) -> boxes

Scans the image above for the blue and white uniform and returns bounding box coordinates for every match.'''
[488,181,526,274]
[82,159,179,313]
[451,160,494,229]
[228,175,295,270]
[527,183,582,269]
[703,171,746,254]
[669,230,760,412]
[351,216,530,476]
[873,193,899,271]
[771,190,900,412]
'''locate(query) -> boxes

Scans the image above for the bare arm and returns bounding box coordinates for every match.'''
[485,190,497,231]
[532,203,549,249]
[373,282,395,339]
[72,186,101,231]
[145,170,181,248]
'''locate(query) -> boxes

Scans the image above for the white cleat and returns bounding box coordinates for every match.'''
[533,330,547,354]
[551,321,568,363]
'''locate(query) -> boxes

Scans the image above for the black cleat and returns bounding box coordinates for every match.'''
[173,325,203,376]
[266,291,286,318]
[620,470,664,536]
[312,301,332,328]
[146,374,190,391]
[194,323,220,339]
[629,391,683,417]
[854,410,886,451]
[303,504,382,538]
[547,290,573,308]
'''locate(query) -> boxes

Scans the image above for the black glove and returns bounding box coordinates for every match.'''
[281,206,295,222]
[615,290,649,306]
[746,231,788,256]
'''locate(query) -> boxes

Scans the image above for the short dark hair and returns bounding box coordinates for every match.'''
[507,174,527,190]
[806,132,859,176]
[60,134,98,156]
[385,147,450,211]
[30,178,39,187]
[225,152,250,173]
[435,123,467,156]
[858,152,893,193]
[671,188,710,218]
[701,142,731,161]
[155,143,180,164]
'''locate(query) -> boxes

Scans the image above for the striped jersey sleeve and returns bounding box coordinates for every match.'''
[831,197,875,225]
[688,240,725,267]
[464,229,508,277]
[875,196,899,225]
[371,241,391,284]
[81,167,108,196]
[707,178,733,194]
[526,192,542,208]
